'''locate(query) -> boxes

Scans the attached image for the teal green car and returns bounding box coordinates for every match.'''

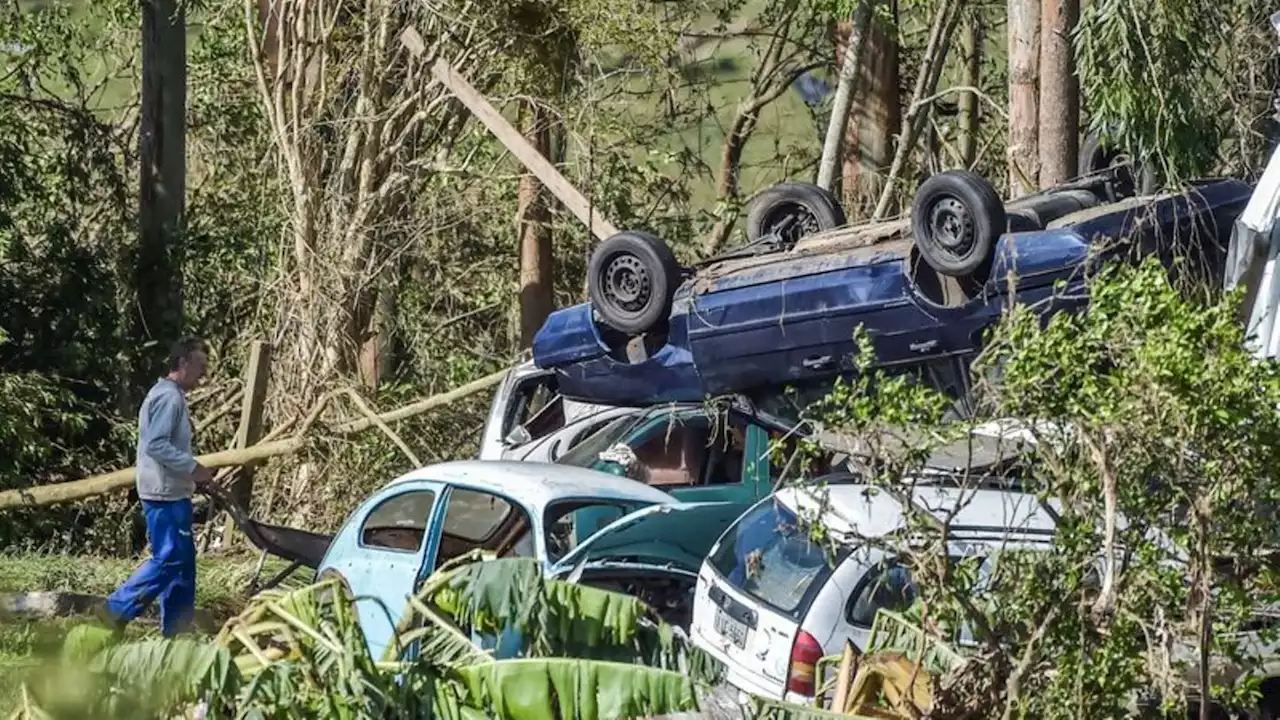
[548,403,824,542]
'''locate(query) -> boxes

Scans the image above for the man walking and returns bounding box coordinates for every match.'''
[100,337,216,636]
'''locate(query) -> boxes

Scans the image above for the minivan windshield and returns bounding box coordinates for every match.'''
[707,498,845,621]
[556,415,640,468]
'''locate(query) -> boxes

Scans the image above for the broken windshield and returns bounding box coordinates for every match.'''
[556,414,644,468]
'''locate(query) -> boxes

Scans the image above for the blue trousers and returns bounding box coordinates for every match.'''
[104,498,196,636]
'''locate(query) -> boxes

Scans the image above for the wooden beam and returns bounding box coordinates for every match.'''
[0,367,511,511]
[220,341,272,546]
[422,53,619,242]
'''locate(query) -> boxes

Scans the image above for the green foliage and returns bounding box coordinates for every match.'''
[0,0,283,550]
[413,558,724,685]
[785,258,1280,716]
[438,658,699,720]
[1074,0,1226,179]
[21,633,236,719]
[11,560,719,718]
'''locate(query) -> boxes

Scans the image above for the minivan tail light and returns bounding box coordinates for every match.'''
[786,630,823,696]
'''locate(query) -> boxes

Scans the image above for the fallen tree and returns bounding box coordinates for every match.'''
[0,368,510,511]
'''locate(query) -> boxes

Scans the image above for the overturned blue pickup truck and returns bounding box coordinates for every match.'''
[532,165,1251,411]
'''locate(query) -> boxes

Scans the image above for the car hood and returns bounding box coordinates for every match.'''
[548,500,750,576]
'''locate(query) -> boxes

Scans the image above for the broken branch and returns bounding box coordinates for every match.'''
[342,387,423,467]
[0,367,510,510]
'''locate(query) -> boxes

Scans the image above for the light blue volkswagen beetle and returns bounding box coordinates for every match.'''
[312,459,752,660]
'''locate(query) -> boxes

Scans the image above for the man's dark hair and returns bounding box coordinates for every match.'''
[168,336,208,372]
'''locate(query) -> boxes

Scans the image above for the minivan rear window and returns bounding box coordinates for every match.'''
[707,499,843,621]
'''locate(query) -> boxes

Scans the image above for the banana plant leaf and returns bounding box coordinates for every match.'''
[431,657,700,720]
[21,632,238,720]
[418,557,723,684]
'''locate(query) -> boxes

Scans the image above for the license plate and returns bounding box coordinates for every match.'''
[714,608,748,648]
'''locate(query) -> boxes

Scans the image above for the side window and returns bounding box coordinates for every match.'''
[504,377,565,444]
[701,413,753,486]
[552,417,619,462]
[630,414,715,487]
[543,500,641,562]
[436,487,534,568]
[766,430,834,485]
[846,560,918,626]
[360,490,438,553]
[631,414,710,487]
[442,488,513,542]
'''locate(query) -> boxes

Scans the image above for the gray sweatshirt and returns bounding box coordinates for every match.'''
[136,378,198,501]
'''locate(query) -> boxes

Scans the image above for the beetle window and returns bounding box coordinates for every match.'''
[441,488,514,543]
[435,487,534,568]
[360,490,438,552]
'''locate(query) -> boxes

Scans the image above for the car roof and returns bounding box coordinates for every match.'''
[815,426,1037,475]
[384,460,677,509]
[774,482,1058,545]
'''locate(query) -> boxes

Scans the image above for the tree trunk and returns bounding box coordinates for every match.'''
[358,265,399,390]
[817,1,872,193]
[1008,0,1040,196]
[870,0,965,220]
[134,0,186,387]
[517,103,554,349]
[838,3,901,218]
[957,11,983,167]
[1037,0,1080,187]
[256,0,280,75]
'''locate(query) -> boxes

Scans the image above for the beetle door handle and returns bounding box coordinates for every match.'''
[910,339,939,353]
[801,355,833,370]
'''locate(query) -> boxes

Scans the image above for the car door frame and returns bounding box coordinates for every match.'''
[401,481,541,660]
[321,479,449,662]
[479,364,563,460]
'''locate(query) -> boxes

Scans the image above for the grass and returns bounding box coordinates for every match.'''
[0,550,308,712]
[0,550,302,616]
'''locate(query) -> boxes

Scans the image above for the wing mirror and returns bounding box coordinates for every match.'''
[504,425,533,447]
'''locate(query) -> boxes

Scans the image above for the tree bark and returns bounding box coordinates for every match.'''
[817,1,872,192]
[358,265,399,390]
[517,103,555,349]
[1008,0,1041,196]
[839,3,901,218]
[1037,0,1080,187]
[957,11,983,167]
[256,0,281,75]
[134,0,186,386]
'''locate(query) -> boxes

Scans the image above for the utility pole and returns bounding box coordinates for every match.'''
[134,0,187,389]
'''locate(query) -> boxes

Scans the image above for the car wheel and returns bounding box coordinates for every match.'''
[587,230,681,335]
[1079,129,1160,196]
[316,569,354,605]
[910,169,1006,279]
[745,181,847,247]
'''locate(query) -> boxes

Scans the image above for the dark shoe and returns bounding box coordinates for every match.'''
[92,602,127,635]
